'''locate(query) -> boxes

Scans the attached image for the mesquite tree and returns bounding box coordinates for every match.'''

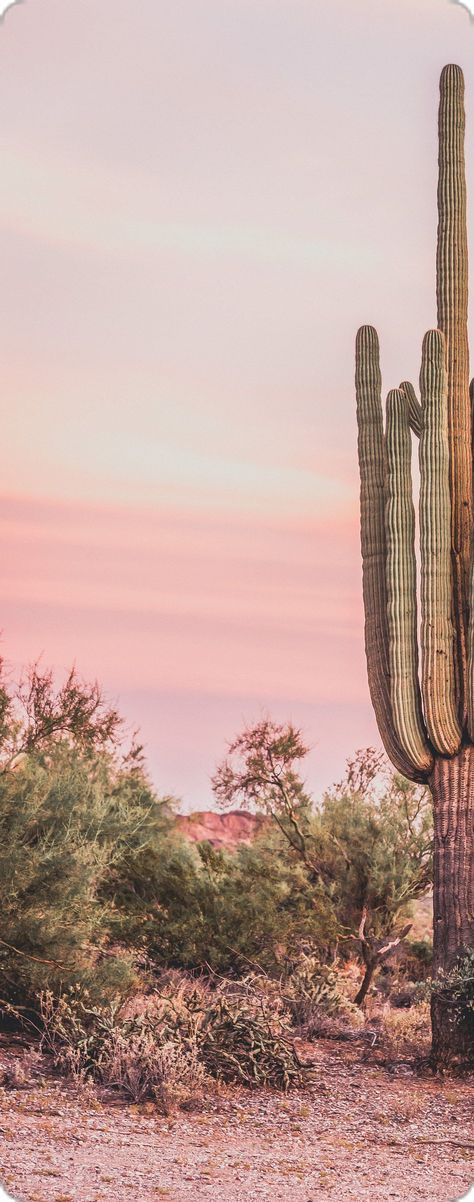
[355,64,474,1064]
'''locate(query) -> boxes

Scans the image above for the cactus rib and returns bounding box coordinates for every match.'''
[419,330,461,755]
[384,388,433,774]
[399,381,422,438]
[437,64,472,720]
[355,327,428,780]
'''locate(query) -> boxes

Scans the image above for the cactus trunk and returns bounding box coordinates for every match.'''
[430,747,474,1066]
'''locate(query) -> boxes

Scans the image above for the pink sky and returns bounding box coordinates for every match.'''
[0,0,472,807]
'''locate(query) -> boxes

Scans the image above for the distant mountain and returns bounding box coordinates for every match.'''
[175,809,265,850]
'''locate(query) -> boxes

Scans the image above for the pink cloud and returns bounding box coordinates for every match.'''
[1,493,370,801]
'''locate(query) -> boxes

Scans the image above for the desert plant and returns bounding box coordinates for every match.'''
[197,993,309,1090]
[214,728,432,994]
[39,973,312,1096]
[318,757,432,935]
[39,985,121,1079]
[101,1029,206,1110]
[0,665,176,1009]
[284,952,342,1018]
[281,952,357,1038]
[355,64,474,1065]
[39,984,206,1111]
[428,951,474,1065]
[380,1000,432,1060]
[110,822,338,974]
[166,973,313,1090]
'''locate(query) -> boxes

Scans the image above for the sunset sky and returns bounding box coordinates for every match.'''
[1,0,473,808]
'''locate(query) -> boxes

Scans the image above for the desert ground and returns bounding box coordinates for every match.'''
[0,1033,472,1202]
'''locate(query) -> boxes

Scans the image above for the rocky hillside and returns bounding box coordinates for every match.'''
[175,809,264,850]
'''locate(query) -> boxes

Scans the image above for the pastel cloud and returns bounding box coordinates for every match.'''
[1,493,372,800]
[2,495,364,700]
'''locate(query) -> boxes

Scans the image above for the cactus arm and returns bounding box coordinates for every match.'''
[399,381,422,438]
[470,378,474,451]
[419,331,461,755]
[355,326,428,781]
[467,378,474,737]
[385,388,433,775]
[468,580,474,737]
[437,64,472,720]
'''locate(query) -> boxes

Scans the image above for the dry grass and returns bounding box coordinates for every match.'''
[102,1028,207,1112]
[378,1000,431,1058]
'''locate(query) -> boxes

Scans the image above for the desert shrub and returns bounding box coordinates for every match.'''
[109,826,338,975]
[0,695,176,1010]
[281,952,363,1039]
[39,983,206,1111]
[39,971,311,1096]
[283,954,343,1028]
[313,771,432,939]
[213,728,432,961]
[193,834,338,972]
[147,973,312,1091]
[284,953,342,1015]
[429,951,474,1057]
[380,999,431,1058]
[101,1029,206,1110]
[39,985,121,1079]
[198,993,308,1089]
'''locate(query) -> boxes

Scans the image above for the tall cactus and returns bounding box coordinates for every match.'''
[437,65,472,726]
[355,65,474,1067]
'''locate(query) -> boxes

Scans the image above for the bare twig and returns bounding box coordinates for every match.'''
[0,937,71,971]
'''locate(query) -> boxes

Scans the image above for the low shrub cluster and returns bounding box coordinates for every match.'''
[430,951,474,1015]
[37,957,433,1102]
[39,972,313,1105]
[281,952,360,1038]
[429,951,474,1062]
[198,993,307,1090]
[379,999,431,1058]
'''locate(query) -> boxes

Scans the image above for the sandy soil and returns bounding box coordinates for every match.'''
[0,1034,473,1202]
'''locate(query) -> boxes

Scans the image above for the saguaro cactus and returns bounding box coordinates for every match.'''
[356,65,474,1065]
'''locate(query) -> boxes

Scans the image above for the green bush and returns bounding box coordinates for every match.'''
[430,951,474,1057]
[0,740,175,1009]
[313,771,432,939]
[109,826,338,974]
